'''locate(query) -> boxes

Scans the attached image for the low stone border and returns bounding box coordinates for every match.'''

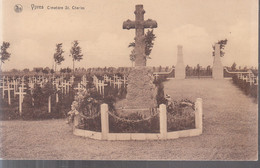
[73,98,203,140]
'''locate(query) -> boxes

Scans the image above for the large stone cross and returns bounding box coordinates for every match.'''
[123,4,157,66]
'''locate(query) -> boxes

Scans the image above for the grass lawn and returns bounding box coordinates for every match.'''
[0,79,258,160]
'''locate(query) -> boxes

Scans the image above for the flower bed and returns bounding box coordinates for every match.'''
[68,75,196,133]
[108,111,160,133]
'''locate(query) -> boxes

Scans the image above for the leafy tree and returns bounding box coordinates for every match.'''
[212,39,228,57]
[23,68,30,73]
[128,29,156,65]
[35,68,42,73]
[158,65,162,72]
[66,67,72,73]
[70,40,83,72]
[144,29,156,59]
[53,43,65,71]
[0,42,11,71]
[231,62,237,71]
[42,67,49,74]
[129,50,136,67]
[197,64,201,78]
[50,69,55,74]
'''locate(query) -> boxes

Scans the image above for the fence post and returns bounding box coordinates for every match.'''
[195,98,203,133]
[19,87,22,116]
[74,114,80,127]
[159,104,167,139]
[101,103,109,140]
[7,81,11,105]
[48,96,51,113]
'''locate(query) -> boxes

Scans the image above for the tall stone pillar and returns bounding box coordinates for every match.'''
[175,45,185,79]
[212,44,223,79]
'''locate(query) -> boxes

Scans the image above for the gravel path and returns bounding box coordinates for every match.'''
[0,79,258,160]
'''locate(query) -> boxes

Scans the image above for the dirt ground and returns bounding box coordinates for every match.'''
[0,79,258,160]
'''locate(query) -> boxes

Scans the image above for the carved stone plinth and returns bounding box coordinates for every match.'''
[123,67,157,116]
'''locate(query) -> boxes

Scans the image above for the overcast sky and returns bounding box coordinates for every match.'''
[1,0,258,70]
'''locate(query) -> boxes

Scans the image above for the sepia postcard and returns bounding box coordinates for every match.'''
[0,0,258,164]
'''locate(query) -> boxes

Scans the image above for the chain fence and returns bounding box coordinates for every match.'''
[79,111,101,120]
[107,109,160,123]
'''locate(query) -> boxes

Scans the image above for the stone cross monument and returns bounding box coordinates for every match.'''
[123,4,157,66]
[121,5,158,117]
[212,43,223,79]
[175,45,185,79]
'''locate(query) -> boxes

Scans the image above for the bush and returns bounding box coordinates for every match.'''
[109,112,160,133]
[0,97,20,120]
[77,116,101,132]
[167,109,195,131]
[232,75,258,100]
[154,78,167,106]
[21,82,73,120]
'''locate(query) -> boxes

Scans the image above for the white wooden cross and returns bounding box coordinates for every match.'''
[93,75,99,90]
[248,77,254,85]
[81,75,88,88]
[122,75,127,86]
[114,78,122,89]
[3,80,14,105]
[55,82,60,103]
[28,81,35,94]
[60,81,67,94]
[0,79,5,98]
[5,81,14,105]
[33,76,37,83]
[98,80,107,97]
[11,78,18,96]
[154,73,159,80]
[16,87,26,115]
[255,76,258,85]
[51,75,56,81]
[108,77,113,86]
[70,75,75,85]
[242,74,246,81]
[245,75,249,82]
[65,80,71,94]
[74,83,83,92]
[237,73,242,79]
[113,75,118,88]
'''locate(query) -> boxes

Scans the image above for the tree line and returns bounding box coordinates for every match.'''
[0,41,83,72]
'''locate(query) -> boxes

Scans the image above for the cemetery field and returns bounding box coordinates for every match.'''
[0,79,258,160]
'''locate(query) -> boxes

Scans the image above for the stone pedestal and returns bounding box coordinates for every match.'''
[212,44,223,79]
[175,45,185,79]
[123,67,157,117]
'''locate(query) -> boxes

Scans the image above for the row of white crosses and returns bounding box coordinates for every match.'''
[27,75,75,114]
[103,74,127,89]
[74,75,88,90]
[0,76,27,115]
[0,74,75,115]
[92,75,107,97]
[238,72,258,86]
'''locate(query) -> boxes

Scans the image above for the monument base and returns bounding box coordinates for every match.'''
[119,67,157,117]
[213,63,223,79]
[114,101,152,118]
[175,64,185,79]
